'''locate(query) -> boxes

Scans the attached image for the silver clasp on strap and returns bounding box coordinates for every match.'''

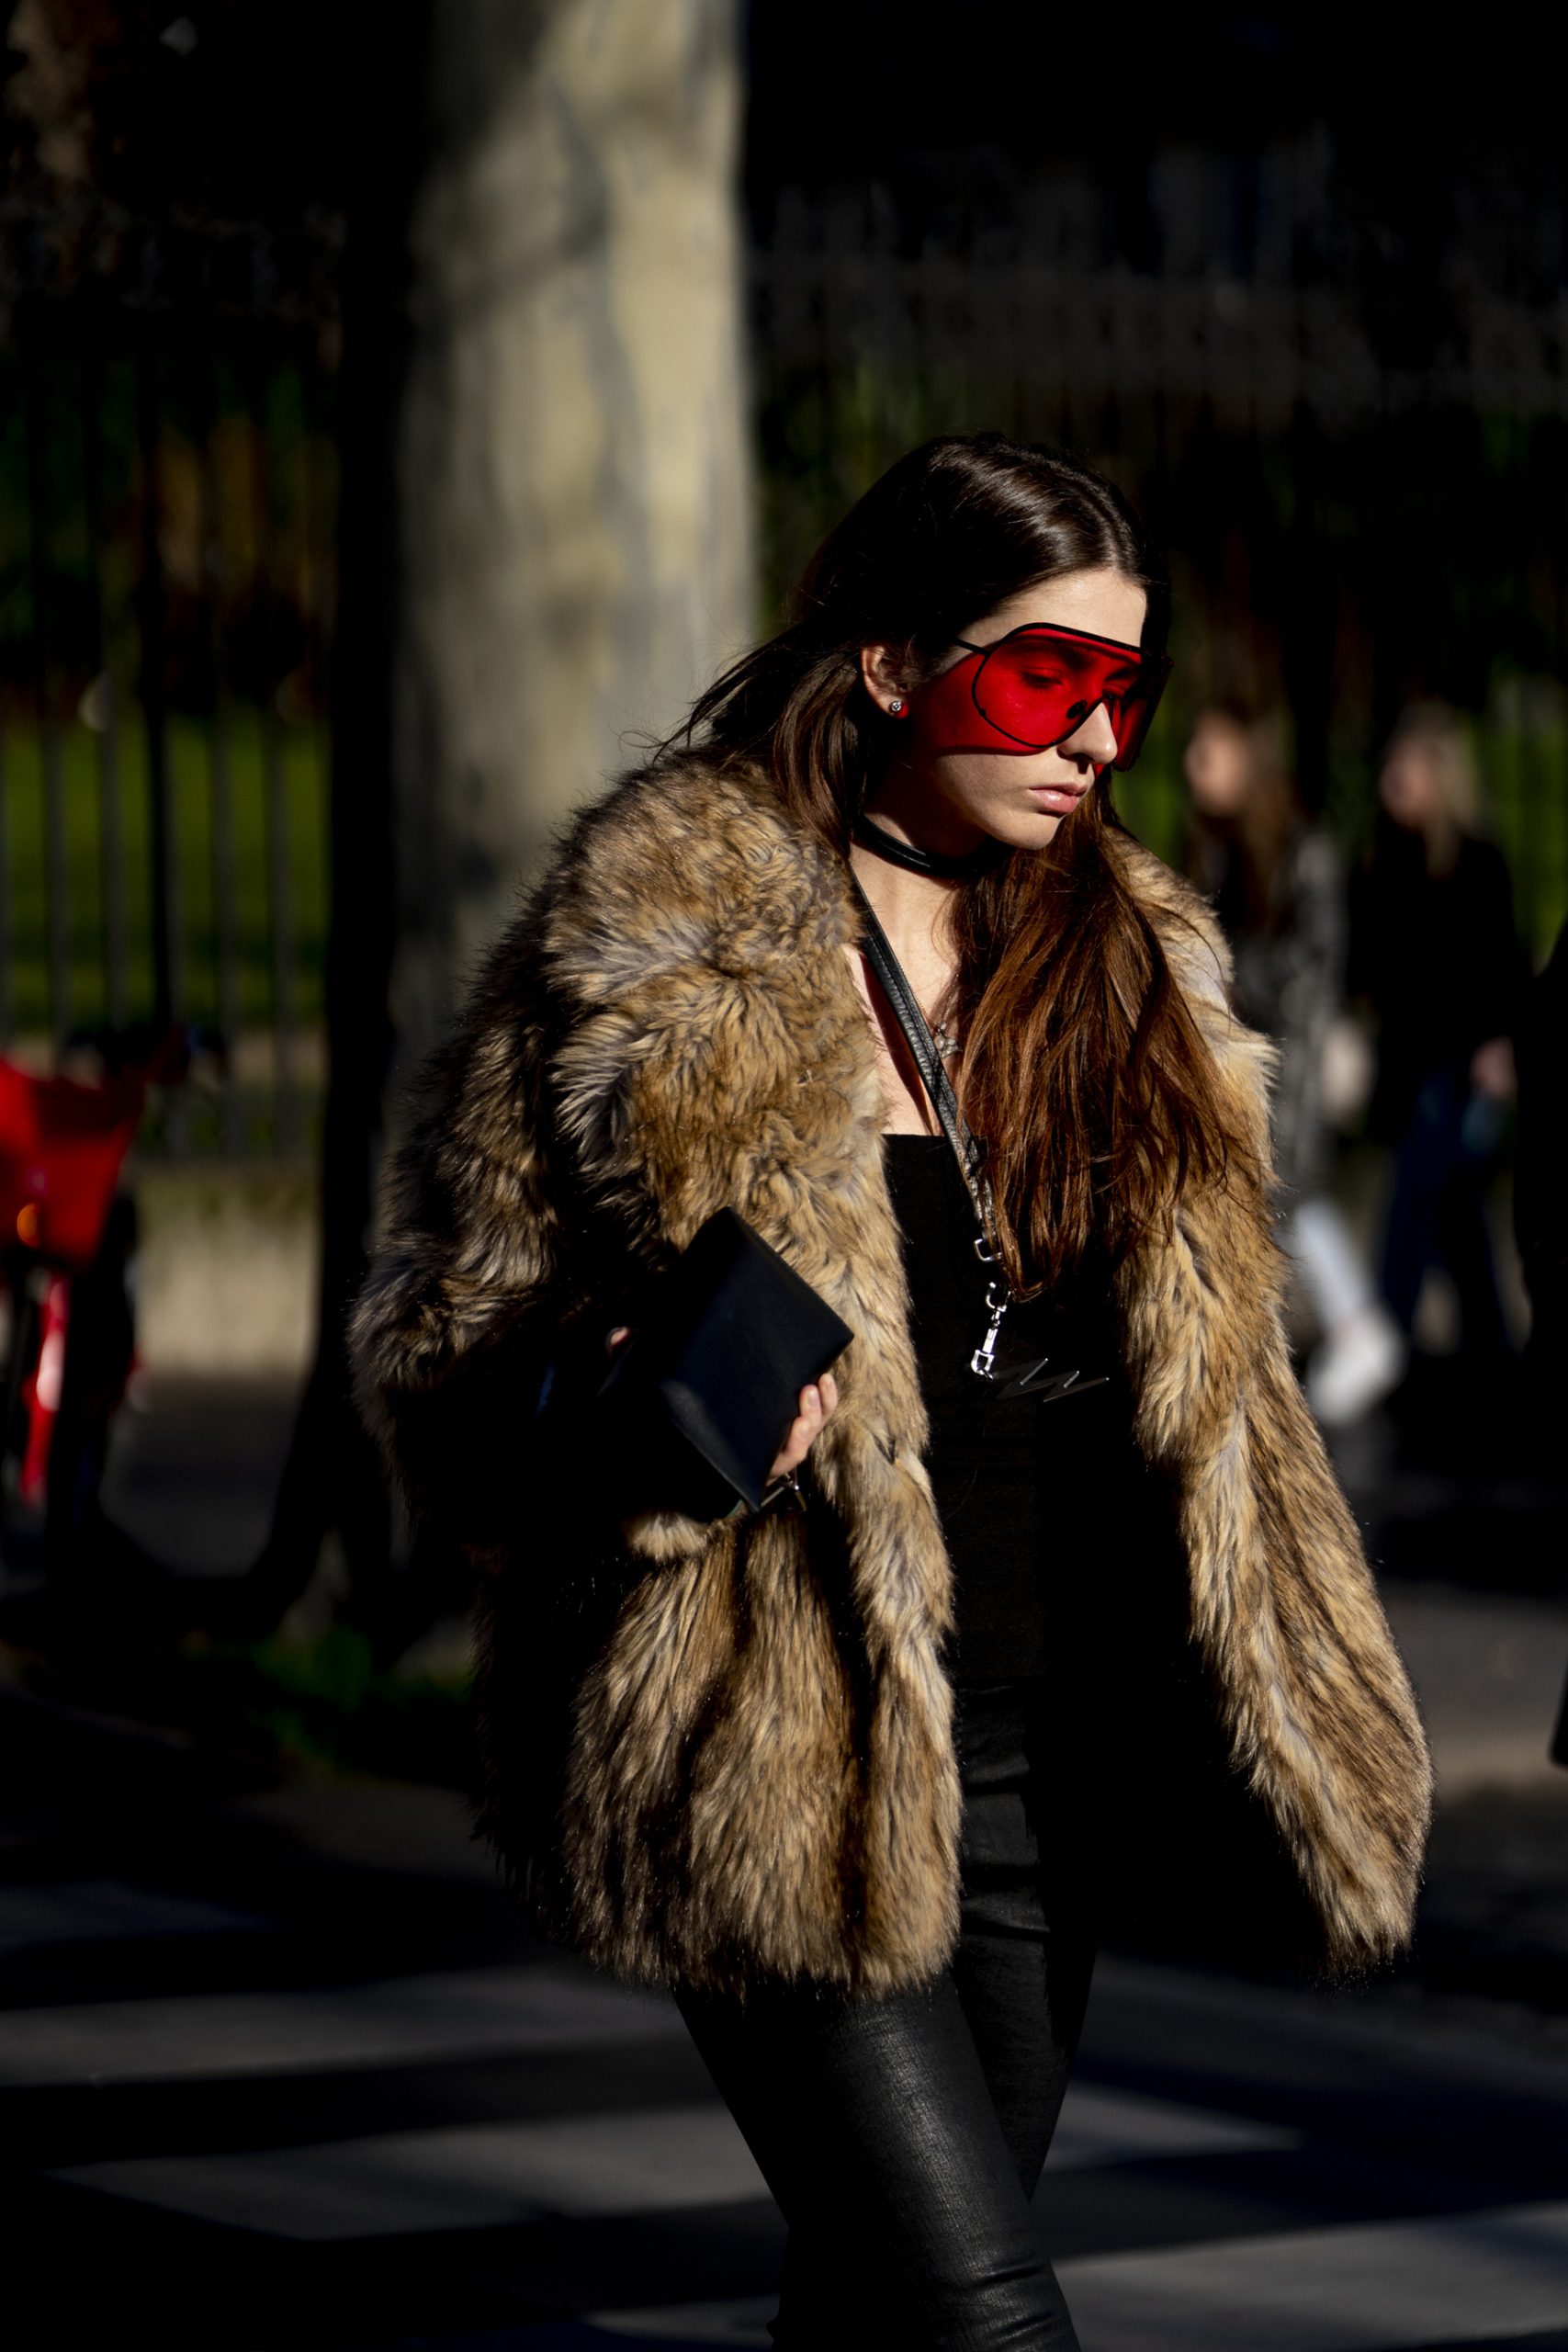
[970,1278,1011,1380]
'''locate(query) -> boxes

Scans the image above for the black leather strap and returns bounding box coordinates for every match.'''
[849,873,1010,1289]
[852,875,1117,1405]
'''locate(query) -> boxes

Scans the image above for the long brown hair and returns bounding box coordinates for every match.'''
[682,433,1256,1295]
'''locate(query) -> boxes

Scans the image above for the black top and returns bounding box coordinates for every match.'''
[881,1132,1133,1681]
[1348,824,1529,1137]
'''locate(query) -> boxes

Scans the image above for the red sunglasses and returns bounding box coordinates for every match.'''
[942,621,1173,772]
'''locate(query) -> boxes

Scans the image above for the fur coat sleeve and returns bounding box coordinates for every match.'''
[346,882,588,1559]
[1114,837,1433,1972]
[349,754,1432,1997]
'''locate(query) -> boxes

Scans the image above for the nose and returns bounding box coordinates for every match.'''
[1059,699,1119,768]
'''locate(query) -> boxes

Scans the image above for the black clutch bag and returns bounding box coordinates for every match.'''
[591,1208,854,1522]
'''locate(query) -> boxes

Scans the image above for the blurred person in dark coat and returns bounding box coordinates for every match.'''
[1184,704,1404,1424]
[1349,706,1529,1367]
[1512,916,1568,1768]
[1514,915,1568,1391]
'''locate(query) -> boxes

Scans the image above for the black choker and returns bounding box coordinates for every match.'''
[852,810,1000,882]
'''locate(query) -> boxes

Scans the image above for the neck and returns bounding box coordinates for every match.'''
[863,763,991,862]
[851,777,1002,936]
[848,831,964,966]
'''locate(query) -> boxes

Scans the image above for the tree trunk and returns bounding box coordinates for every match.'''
[252,0,752,1645]
[392,0,754,1073]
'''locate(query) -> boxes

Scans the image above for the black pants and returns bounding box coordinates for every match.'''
[675,1677,1097,2350]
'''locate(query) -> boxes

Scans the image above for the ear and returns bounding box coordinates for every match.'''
[859,642,907,715]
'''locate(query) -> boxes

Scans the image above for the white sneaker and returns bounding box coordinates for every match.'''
[1306,1306,1407,1427]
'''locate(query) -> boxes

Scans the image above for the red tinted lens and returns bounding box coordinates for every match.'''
[970,628,1168,768]
[1105,652,1172,772]
[970,633,1122,750]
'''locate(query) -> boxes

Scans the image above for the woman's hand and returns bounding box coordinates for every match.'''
[605,1328,841,1494]
[768,1371,840,1484]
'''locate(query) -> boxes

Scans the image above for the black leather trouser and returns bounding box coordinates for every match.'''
[675,1677,1097,2350]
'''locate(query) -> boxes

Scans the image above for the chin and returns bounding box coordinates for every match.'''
[987,808,1064,852]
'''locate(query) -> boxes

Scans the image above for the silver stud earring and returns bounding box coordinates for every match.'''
[888,698,904,715]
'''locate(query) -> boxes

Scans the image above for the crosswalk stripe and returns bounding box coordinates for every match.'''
[44,2083,1300,2242]
[1055,2199,1568,2350]
[0,1877,271,1951]
[1048,2080,1299,2166]
[585,2305,774,2346]
[0,1964,685,2087]
[588,2207,1568,2349]
[51,2102,768,2239]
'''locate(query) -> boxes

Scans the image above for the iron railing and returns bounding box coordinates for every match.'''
[3,200,1566,1168]
[0,201,337,1159]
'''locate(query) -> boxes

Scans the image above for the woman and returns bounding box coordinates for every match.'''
[350,435,1431,2349]
[1349,706,1527,1366]
[1182,701,1405,1424]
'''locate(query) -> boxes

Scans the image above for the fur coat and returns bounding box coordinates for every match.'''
[349,750,1433,1998]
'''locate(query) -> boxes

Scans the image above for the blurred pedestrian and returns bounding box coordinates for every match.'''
[1513,913,1568,1396]
[1512,915,1568,1767]
[1183,703,1404,1424]
[1349,706,1529,1368]
[351,435,1431,2350]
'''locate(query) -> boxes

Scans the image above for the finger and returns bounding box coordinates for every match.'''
[776,1395,827,1476]
[795,1379,836,1442]
[773,1416,814,1477]
[769,1376,842,1481]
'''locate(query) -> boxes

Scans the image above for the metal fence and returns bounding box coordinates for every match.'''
[0,208,337,1160]
[4,199,1567,1164]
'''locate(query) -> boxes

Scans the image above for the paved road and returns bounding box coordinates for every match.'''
[2,1756,1564,2352]
[4,1356,1563,2346]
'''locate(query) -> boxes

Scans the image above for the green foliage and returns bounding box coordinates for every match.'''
[175,1625,473,1785]
[236,1628,470,1782]
[0,346,336,716]
[13,1615,474,1790]
[0,707,329,1035]
[1479,676,1568,965]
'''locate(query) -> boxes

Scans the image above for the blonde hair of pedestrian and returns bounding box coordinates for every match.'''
[1384,703,1481,875]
